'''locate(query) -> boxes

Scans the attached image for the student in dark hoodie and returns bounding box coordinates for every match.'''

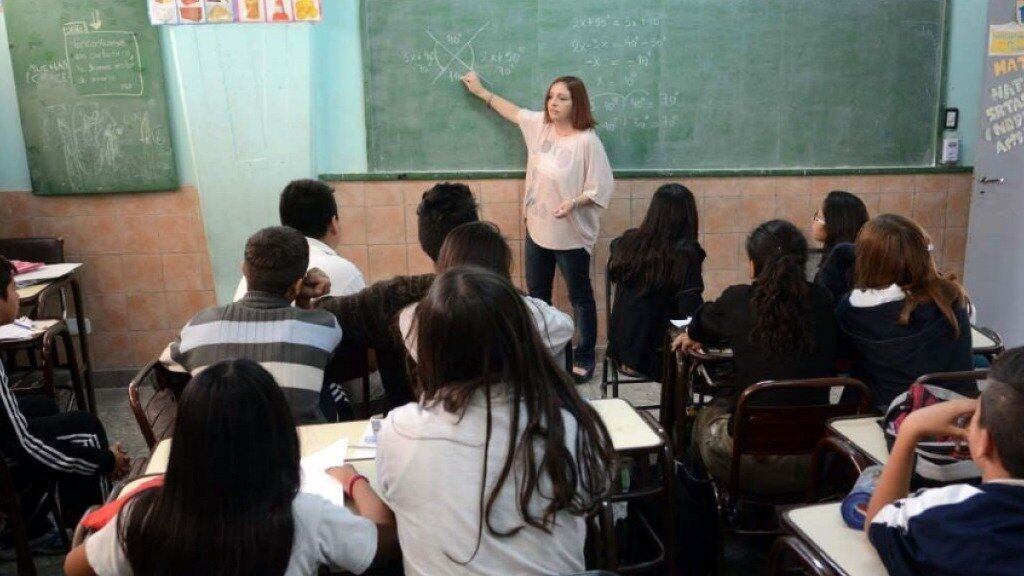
[836,214,973,409]
[607,183,705,379]
[672,220,837,494]
[811,190,869,300]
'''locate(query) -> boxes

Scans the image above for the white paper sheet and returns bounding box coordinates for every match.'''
[300,438,348,507]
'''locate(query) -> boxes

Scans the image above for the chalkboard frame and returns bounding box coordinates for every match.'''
[5,0,180,196]
[357,0,954,176]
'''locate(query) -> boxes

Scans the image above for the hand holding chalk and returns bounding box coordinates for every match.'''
[460,71,485,96]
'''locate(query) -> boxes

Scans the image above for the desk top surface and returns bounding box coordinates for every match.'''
[829,416,888,465]
[144,421,377,484]
[589,398,662,451]
[784,503,886,576]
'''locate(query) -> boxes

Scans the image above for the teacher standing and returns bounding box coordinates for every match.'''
[461,71,614,382]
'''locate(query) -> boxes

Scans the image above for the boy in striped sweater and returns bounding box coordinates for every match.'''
[0,256,130,556]
[160,226,343,424]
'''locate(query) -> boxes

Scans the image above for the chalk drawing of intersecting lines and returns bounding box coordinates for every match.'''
[425,22,491,84]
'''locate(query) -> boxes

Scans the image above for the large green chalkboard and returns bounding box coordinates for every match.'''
[5,0,177,195]
[363,0,947,173]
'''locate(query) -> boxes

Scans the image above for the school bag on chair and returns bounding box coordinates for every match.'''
[882,383,980,483]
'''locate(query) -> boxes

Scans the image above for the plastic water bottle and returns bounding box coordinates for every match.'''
[841,465,884,530]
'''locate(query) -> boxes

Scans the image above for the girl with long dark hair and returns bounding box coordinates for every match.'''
[379,267,614,575]
[836,214,973,408]
[65,359,397,576]
[460,71,614,382]
[398,221,574,364]
[607,183,705,378]
[812,190,870,299]
[672,220,838,494]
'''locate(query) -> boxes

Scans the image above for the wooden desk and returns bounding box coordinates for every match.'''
[145,421,377,488]
[590,398,662,451]
[829,416,888,466]
[971,325,1003,358]
[783,503,886,576]
[14,264,94,411]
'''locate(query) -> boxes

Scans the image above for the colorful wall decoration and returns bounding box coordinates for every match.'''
[148,0,320,25]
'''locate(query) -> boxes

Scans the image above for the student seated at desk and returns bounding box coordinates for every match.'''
[607,183,705,379]
[161,226,343,424]
[864,346,1024,576]
[672,220,837,494]
[811,190,869,301]
[64,359,398,576]
[836,214,973,409]
[377,267,614,575]
[0,257,129,557]
[306,182,480,409]
[232,178,377,418]
[398,221,573,365]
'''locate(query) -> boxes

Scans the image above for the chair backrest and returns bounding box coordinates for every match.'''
[915,370,989,395]
[731,377,873,492]
[128,361,188,450]
[0,237,65,264]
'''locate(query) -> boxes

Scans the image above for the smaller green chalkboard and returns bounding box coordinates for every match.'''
[5,0,177,195]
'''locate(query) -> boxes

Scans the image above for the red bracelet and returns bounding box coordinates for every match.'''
[344,474,368,497]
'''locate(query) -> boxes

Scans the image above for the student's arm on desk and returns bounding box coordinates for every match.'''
[863,399,978,533]
[328,465,399,566]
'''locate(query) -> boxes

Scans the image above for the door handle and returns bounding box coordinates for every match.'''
[979,176,1005,184]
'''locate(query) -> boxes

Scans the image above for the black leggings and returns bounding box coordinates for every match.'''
[10,395,110,534]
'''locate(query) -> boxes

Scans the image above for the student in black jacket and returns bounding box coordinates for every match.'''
[812,190,869,300]
[0,257,129,555]
[607,184,705,379]
[836,214,973,409]
[672,220,837,494]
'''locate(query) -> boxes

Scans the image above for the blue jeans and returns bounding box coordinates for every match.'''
[525,234,597,369]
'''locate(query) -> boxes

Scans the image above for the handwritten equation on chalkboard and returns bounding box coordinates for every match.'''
[399,15,682,136]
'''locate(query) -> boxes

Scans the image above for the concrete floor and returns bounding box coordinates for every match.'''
[2,358,764,576]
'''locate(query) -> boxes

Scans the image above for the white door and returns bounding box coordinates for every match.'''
[965,0,1024,347]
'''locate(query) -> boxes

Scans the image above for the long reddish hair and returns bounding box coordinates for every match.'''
[544,76,597,130]
[853,214,969,336]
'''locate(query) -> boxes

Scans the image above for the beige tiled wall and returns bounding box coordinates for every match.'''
[331,173,974,346]
[0,187,217,372]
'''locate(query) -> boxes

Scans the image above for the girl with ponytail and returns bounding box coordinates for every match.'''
[672,220,838,494]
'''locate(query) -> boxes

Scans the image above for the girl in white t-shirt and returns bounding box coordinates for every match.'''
[399,221,574,367]
[380,266,615,576]
[64,359,398,576]
[461,71,614,382]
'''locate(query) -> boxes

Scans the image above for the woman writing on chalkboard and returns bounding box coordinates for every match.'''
[460,71,614,382]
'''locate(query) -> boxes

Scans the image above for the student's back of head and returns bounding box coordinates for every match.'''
[815,190,869,251]
[608,183,701,293]
[411,267,612,539]
[0,256,18,325]
[435,221,512,280]
[746,219,813,354]
[977,347,1024,478]
[120,360,300,576]
[854,213,968,336]
[243,226,309,296]
[416,182,479,261]
[279,179,338,240]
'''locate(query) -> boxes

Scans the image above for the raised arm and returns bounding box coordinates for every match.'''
[461,71,521,123]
